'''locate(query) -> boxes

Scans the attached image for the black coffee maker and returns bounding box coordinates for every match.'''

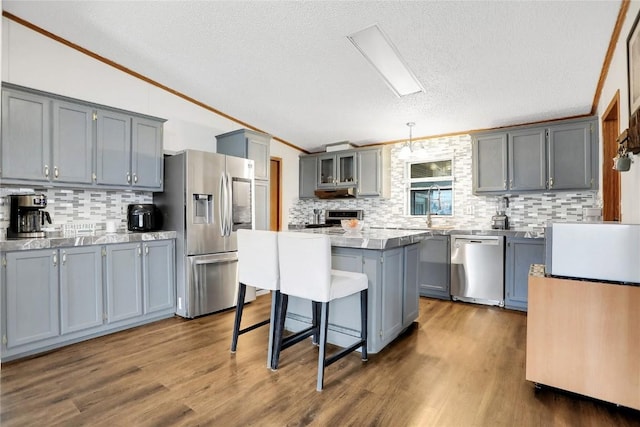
[8,194,52,238]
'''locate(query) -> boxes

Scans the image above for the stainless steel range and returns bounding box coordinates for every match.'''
[304,209,363,228]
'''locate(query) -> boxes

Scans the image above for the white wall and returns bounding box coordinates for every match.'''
[1,17,300,226]
[597,2,640,222]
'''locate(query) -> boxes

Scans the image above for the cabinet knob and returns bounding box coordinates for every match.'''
[127,173,131,183]
[549,177,554,188]
[52,253,57,267]
[62,251,66,265]
[44,165,50,178]
[145,245,149,255]
[92,172,97,182]
[133,174,138,183]
[54,166,59,178]
[503,180,507,190]
[509,179,513,189]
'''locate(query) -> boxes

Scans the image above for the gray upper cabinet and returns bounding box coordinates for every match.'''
[509,128,546,191]
[357,148,388,197]
[1,83,165,190]
[253,180,270,231]
[299,155,318,199]
[52,100,94,184]
[132,117,163,189]
[473,133,508,192]
[317,152,357,188]
[1,88,51,182]
[59,246,103,334]
[548,121,593,190]
[5,250,59,348]
[216,129,271,181]
[473,117,597,194]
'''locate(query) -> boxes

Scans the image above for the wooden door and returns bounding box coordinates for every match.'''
[269,157,281,231]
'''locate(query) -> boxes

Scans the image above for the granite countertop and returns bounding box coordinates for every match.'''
[0,230,177,252]
[292,227,430,250]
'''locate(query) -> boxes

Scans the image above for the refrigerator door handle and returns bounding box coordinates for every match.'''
[219,172,226,236]
[226,172,233,236]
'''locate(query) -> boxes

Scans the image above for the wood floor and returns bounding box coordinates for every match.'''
[1,296,639,426]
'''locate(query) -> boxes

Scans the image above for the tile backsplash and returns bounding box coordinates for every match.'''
[289,134,600,231]
[0,187,151,230]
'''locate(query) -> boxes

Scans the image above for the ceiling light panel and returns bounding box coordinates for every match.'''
[348,24,424,97]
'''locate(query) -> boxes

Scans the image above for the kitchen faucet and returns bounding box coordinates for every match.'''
[426,184,441,228]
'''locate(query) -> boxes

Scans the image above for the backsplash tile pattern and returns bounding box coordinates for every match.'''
[0,187,151,230]
[289,135,599,231]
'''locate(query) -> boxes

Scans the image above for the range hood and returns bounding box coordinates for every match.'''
[314,187,356,199]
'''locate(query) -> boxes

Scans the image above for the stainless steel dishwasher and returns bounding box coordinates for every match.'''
[450,235,504,307]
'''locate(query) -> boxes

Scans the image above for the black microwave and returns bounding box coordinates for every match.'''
[127,204,162,232]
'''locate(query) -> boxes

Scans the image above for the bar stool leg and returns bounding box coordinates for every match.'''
[360,289,368,361]
[317,301,330,391]
[312,301,321,345]
[230,283,247,353]
[266,290,280,368]
[271,293,289,370]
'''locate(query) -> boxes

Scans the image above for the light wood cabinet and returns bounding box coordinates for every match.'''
[526,274,640,410]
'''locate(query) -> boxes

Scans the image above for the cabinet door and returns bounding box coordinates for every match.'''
[52,100,94,184]
[1,89,51,182]
[548,121,592,190]
[505,238,545,311]
[357,149,382,196]
[96,109,131,186]
[403,243,420,326]
[317,154,336,187]
[336,152,357,186]
[509,128,546,191]
[418,235,451,299]
[381,248,404,343]
[105,243,143,322]
[254,179,270,230]
[60,246,103,334]
[473,133,508,193]
[299,155,318,198]
[246,134,270,181]
[132,117,163,189]
[143,241,175,314]
[5,250,59,348]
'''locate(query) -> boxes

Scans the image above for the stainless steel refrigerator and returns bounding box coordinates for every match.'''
[154,149,255,318]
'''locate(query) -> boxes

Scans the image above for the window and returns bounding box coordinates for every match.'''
[407,159,453,216]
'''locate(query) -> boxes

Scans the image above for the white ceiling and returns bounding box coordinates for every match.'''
[2,1,622,153]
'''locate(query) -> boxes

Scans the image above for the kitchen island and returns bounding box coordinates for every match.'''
[284,227,429,353]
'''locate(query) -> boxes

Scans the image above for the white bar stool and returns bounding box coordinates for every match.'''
[231,229,280,368]
[232,229,320,369]
[274,232,368,391]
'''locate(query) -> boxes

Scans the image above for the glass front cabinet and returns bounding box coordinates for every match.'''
[317,152,357,188]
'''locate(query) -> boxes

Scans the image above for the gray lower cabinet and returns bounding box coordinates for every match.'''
[504,237,545,311]
[299,155,318,199]
[418,235,451,300]
[284,245,417,353]
[403,243,420,325]
[1,240,176,361]
[143,240,175,314]
[105,242,143,323]
[4,250,59,348]
[60,246,103,334]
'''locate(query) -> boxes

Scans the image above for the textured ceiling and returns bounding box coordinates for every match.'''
[2,1,621,152]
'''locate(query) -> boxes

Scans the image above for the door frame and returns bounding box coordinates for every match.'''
[269,157,282,231]
[601,90,621,221]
